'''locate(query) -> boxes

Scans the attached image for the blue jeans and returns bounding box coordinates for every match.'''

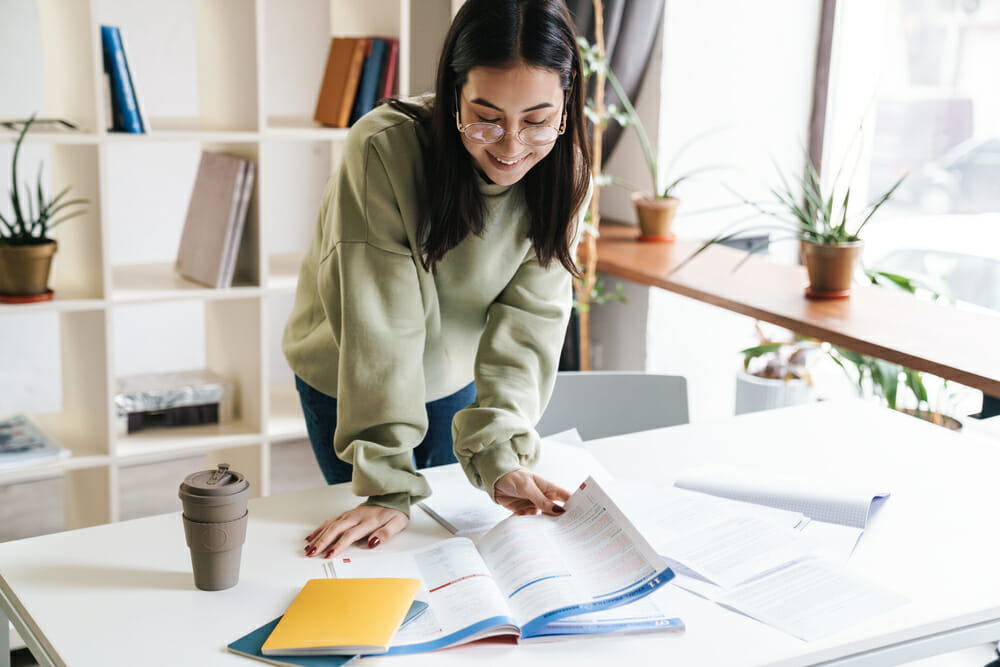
[294,375,477,485]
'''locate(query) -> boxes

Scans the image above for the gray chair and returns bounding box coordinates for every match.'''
[536,371,689,441]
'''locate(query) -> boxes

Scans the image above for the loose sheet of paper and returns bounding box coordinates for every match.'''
[674,463,889,528]
[715,559,908,641]
[614,482,811,588]
[418,432,614,535]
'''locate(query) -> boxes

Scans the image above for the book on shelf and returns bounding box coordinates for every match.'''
[348,38,388,126]
[0,414,70,471]
[228,600,428,667]
[118,28,149,132]
[330,477,679,653]
[314,37,369,128]
[100,25,144,134]
[376,38,399,101]
[260,578,422,656]
[175,151,256,289]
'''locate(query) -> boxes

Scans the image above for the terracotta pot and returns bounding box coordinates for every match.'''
[800,239,863,298]
[900,408,963,431]
[0,240,57,297]
[632,193,679,242]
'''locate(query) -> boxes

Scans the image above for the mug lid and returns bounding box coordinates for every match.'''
[179,463,249,498]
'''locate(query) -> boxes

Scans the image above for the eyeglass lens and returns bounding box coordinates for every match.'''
[463,123,559,146]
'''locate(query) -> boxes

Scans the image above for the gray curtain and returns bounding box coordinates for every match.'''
[565,0,666,160]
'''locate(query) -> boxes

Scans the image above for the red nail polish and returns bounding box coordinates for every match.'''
[368,536,381,549]
[323,549,334,559]
[306,546,317,556]
[552,505,565,514]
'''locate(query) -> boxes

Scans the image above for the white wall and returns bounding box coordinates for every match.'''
[591,0,824,423]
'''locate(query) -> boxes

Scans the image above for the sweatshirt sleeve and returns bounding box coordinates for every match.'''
[452,190,590,499]
[316,132,430,517]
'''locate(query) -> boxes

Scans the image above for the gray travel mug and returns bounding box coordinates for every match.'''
[178,463,250,591]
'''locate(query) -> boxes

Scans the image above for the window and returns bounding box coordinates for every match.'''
[826,0,1000,311]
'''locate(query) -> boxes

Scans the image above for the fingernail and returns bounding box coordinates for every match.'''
[368,536,381,549]
[552,505,565,514]
[306,546,317,556]
[323,549,334,559]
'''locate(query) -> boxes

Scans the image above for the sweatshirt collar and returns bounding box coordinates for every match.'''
[475,171,514,196]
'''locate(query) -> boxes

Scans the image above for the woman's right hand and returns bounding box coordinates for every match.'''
[304,504,409,558]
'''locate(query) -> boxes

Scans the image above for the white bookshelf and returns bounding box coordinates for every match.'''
[0,0,455,530]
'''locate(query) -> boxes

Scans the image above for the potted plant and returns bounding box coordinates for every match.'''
[680,141,906,299]
[735,322,819,415]
[578,37,716,243]
[0,115,87,303]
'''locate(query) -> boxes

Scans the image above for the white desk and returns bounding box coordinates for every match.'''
[2,401,1000,667]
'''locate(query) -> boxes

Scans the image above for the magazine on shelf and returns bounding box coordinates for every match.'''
[0,415,70,470]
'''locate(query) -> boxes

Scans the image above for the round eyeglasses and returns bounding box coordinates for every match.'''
[455,90,566,146]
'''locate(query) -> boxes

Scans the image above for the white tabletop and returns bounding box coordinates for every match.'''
[2,400,1000,667]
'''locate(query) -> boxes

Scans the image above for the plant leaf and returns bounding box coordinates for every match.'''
[855,172,906,237]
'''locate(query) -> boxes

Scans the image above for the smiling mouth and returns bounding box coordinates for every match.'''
[489,153,528,167]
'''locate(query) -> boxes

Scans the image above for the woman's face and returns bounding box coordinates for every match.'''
[457,64,565,186]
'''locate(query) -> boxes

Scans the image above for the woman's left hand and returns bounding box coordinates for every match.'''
[493,469,570,516]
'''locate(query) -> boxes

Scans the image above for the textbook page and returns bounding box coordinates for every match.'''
[674,463,889,528]
[476,477,672,636]
[332,537,518,653]
[715,559,908,641]
[418,435,615,535]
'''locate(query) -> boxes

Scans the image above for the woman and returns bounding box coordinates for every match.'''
[282,0,591,559]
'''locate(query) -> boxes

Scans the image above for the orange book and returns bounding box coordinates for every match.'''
[314,37,370,128]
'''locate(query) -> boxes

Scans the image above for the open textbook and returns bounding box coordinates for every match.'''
[328,477,680,653]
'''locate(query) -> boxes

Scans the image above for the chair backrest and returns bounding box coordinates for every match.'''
[535,371,689,441]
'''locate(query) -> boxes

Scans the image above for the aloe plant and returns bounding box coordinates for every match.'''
[677,136,907,272]
[1,115,88,246]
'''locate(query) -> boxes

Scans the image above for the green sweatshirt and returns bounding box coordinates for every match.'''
[282,99,586,516]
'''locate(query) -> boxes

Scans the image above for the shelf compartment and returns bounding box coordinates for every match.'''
[263,0,332,124]
[0,141,105,300]
[269,382,307,442]
[105,140,262,291]
[111,298,264,452]
[95,0,260,133]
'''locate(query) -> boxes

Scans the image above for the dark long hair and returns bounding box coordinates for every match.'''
[389,0,590,275]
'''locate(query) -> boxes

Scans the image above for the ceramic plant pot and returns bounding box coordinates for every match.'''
[632,193,679,243]
[800,239,863,299]
[0,240,57,303]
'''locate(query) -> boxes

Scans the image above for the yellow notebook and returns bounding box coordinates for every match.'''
[262,578,422,656]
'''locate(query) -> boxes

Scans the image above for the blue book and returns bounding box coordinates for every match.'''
[100,25,143,133]
[348,38,387,126]
[227,601,428,666]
